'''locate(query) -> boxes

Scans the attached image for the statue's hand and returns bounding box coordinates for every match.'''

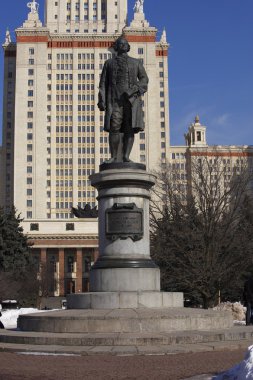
[98,101,106,111]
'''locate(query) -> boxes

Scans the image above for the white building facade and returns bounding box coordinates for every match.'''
[0,0,170,296]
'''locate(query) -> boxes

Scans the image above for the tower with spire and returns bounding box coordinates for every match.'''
[184,116,207,147]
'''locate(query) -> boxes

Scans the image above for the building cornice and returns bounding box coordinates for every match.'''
[28,234,98,241]
[190,148,253,157]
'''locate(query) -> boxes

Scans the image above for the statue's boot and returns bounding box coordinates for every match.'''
[123,133,134,162]
[106,132,120,163]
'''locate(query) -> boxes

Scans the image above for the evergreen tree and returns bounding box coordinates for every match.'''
[0,207,31,271]
[0,207,38,304]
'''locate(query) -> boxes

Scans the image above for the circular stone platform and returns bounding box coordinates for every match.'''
[18,308,234,334]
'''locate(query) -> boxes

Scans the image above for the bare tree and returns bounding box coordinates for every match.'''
[150,153,253,308]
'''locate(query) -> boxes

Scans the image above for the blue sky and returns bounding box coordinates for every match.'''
[0,0,252,146]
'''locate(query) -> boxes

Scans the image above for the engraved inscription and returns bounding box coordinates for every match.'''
[105,203,143,242]
[107,211,142,234]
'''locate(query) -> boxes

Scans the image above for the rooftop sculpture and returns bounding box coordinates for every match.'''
[27,0,39,14]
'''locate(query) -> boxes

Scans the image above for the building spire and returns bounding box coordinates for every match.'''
[195,115,200,124]
[160,28,167,44]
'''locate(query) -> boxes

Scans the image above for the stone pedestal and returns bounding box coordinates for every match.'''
[67,163,183,309]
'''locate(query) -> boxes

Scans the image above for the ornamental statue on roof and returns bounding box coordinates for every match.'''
[27,0,39,14]
[5,28,11,45]
[134,0,144,14]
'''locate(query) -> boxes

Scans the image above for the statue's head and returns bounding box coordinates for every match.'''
[114,37,130,53]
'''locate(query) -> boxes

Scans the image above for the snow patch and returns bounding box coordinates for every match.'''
[0,308,55,329]
[214,345,253,379]
[17,352,81,357]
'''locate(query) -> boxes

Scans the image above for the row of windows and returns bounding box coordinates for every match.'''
[56,137,73,143]
[78,169,95,175]
[56,202,73,209]
[55,64,73,70]
[56,182,73,189]
[57,54,73,60]
[78,158,95,164]
[56,191,73,198]
[56,74,73,80]
[56,158,73,165]
[78,191,96,197]
[77,84,95,90]
[78,137,95,143]
[56,169,73,176]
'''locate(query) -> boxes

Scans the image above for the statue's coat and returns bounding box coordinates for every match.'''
[98,56,148,133]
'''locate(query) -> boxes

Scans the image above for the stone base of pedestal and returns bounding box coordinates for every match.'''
[90,267,160,292]
[66,291,183,309]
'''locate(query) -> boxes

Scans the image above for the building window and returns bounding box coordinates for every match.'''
[30,223,39,231]
[27,200,32,207]
[29,59,34,65]
[140,144,145,151]
[66,223,75,231]
[28,69,34,76]
[29,48,34,55]
[67,256,74,273]
[27,212,32,219]
[28,90,33,97]
[27,189,33,196]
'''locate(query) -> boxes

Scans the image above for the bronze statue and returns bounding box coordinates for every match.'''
[98,37,149,163]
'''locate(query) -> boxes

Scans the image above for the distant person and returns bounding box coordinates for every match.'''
[0,312,4,329]
[243,277,253,325]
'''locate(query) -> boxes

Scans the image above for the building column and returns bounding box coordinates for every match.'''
[40,248,47,267]
[76,248,83,293]
[88,0,93,32]
[97,0,101,32]
[58,248,65,296]
[93,248,99,263]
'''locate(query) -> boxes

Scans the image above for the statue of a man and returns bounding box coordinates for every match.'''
[27,0,39,14]
[134,0,144,14]
[98,37,148,163]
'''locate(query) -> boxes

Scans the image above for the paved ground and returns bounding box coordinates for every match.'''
[0,349,246,380]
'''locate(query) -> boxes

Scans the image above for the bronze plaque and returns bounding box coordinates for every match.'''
[105,203,143,242]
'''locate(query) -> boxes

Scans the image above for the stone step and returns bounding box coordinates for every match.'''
[1,326,253,348]
[0,337,252,356]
